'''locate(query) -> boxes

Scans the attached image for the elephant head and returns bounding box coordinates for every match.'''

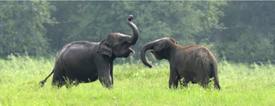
[98,15,139,58]
[140,37,176,68]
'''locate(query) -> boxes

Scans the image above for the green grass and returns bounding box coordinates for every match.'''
[0,56,275,106]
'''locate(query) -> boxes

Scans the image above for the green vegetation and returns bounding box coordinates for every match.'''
[1,1,275,63]
[0,1,52,56]
[0,57,274,105]
[0,1,274,105]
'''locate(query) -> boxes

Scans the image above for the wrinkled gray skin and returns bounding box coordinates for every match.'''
[40,16,139,88]
[141,37,221,89]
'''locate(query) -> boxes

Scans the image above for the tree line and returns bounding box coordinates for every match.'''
[0,1,274,63]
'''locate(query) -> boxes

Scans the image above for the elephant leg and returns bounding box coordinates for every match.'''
[96,57,113,88]
[181,78,189,87]
[199,76,210,88]
[99,74,112,88]
[52,73,66,88]
[212,77,221,90]
[110,62,114,84]
[169,68,179,89]
[64,81,79,88]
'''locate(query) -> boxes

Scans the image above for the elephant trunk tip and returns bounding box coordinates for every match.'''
[140,42,155,68]
[147,64,152,68]
[140,53,153,68]
[127,15,139,45]
[128,15,134,21]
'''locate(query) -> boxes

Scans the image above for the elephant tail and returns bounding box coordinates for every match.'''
[210,63,221,90]
[39,69,54,87]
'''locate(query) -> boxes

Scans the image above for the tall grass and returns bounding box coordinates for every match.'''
[0,56,275,106]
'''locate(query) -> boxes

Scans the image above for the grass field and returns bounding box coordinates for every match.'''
[0,56,275,106]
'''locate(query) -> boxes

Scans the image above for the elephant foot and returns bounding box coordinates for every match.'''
[214,83,221,90]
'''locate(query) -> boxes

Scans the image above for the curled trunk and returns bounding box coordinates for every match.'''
[140,42,155,68]
[128,21,139,45]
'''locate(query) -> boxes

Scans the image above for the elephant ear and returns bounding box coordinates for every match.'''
[97,40,112,57]
[169,37,177,44]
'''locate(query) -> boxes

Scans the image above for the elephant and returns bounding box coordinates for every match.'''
[140,37,221,89]
[39,15,139,88]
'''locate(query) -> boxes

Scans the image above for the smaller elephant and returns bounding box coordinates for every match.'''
[140,37,221,89]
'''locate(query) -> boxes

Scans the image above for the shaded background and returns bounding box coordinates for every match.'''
[0,1,274,63]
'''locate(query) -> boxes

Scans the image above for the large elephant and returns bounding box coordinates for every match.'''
[140,37,221,89]
[40,15,139,88]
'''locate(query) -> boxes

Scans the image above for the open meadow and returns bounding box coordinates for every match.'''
[0,56,275,106]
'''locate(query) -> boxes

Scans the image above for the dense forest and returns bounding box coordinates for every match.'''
[0,1,274,63]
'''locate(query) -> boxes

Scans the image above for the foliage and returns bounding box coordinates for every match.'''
[0,1,275,63]
[0,57,275,105]
[0,1,53,56]
[215,1,275,63]
[46,1,225,52]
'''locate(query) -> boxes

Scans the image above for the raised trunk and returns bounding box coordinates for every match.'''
[128,21,139,45]
[140,42,155,68]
